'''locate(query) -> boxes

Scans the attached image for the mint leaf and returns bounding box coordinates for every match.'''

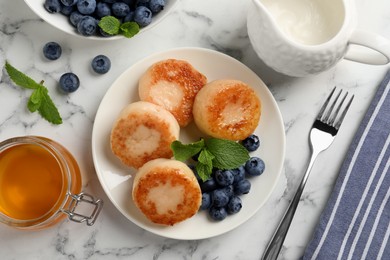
[98,16,120,35]
[27,87,42,112]
[196,149,214,181]
[5,61,41,89]
[171,139,204,162]
[4,61,62,125]
[120,22,140,38]
[205,138,249,169]
[37,86,62,125]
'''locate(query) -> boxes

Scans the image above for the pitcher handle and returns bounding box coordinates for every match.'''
[344,30,390,65]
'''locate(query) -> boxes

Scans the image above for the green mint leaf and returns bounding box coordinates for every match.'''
[205,138,249,169]
[196,149,214,181]
[5,61,41,89]
[171,139,205,162]
[37,86,62,125]
[27,88,42,112]
[120,22,140,38]
[98,16,120,35]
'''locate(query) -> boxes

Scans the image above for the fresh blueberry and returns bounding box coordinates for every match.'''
[77,0,96,15]
[221,185,234,199]
[227,196,242,214]
[232,165,245,183]
[245,157,265,176]
[234,179,251,195]
[77,16,97,36]
[112,2,130,17]
[209,206,227,221]
[134,6,152,27]
[200,193,211,210]
[61,5,75,16]
[43,42,62,60]
[242,134,260,152]
[123,11,135,22]
[199,178,218,193]
[95,2,111,18]
[91,55,111,74]
[60,0,78,6]
[211,189,229,207]
[214,169,234,187]
[69,11,84,27]
[148,0,165,13]
[59,73,80,93]
[44,0,61,13]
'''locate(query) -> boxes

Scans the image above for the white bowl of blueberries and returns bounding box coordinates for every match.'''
[24,0,178,40]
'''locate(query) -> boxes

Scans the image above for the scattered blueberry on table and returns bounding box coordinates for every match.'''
[43,41,62,60]
[91,55,111,74]
[59,72,80,93]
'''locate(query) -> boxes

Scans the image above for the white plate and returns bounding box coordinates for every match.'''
[92,47,285,240]
[24,0,178,40]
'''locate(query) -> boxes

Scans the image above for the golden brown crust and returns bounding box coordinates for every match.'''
[133,160,201,225]
[139,59,207,127]
[193,79,261,140]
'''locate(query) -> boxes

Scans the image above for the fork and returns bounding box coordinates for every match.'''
[261,87,354,260]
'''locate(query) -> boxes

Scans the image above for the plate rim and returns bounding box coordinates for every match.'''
[91,47,286,240]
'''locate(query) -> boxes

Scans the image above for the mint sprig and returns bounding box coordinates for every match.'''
[171,138,250,182]
[98,16,140,38]
[5,61,62,125]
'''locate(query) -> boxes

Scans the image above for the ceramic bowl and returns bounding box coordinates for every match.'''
[24,0,178,40]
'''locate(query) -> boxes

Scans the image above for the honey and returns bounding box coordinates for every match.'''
[0,136,87,229]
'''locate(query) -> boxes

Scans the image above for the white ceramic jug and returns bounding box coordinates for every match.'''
[247,0,390,77]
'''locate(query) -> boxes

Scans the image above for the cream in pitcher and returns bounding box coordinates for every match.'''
[247,0,390,77]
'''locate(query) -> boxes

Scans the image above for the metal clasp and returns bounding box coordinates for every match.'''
[61,193,103,226]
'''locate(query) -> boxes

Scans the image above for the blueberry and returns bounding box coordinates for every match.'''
[69,11,84,27]
[61,5,75,16]
[211,189,229,207]
[44,0,61,13]
[149,0,165,13]
[77,0,96,15]
[95,2,111,18]
[227,196,242,214]
[134,6,152,27]
[60,0,78,6]
[59,73,80,93]
[221,185,234,199]
[77,16,97,36]
[214,169,234,187]
[234,179,251,195]
[199,178,218,193]
[43,42,62,60]
[209,206,227,221]
[232,165,245,183]
[245,157,265,176]
[112,2,130,17]
[123,11,135,22]
[91,55,111,74]
[242,134,260,152]
[200,193,211,210]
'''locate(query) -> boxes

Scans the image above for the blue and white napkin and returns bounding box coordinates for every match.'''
[303,70,390,260]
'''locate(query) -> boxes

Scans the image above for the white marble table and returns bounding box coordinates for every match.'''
[0,0,389,259]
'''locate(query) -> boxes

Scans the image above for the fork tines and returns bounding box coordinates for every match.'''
[316,87,354,130]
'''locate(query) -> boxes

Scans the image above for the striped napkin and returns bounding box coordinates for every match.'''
[303,70,390,260]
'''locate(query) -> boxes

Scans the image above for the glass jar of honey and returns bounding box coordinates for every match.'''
[0,136,102,229]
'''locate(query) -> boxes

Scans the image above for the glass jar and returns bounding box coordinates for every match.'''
[0,136,102,229]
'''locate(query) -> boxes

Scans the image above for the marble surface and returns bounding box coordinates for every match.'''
[0,0,389,259]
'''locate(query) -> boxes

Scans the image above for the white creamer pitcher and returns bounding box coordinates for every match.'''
[247,0,390,77]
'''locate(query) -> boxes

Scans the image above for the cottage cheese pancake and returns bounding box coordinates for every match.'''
[139,59,207,127]
[193,79,261,141]
[110,101,180,169]
[132,158,201,226]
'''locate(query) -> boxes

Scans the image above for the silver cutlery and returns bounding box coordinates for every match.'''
[262,87,354,260]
